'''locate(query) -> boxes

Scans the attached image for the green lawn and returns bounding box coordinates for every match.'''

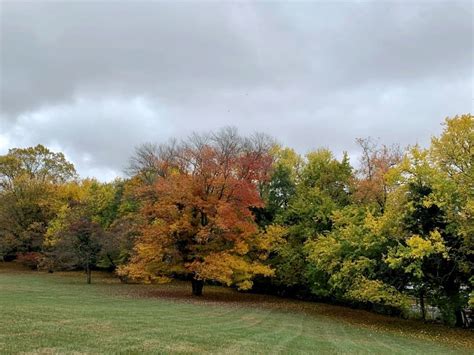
[0,264,472,354]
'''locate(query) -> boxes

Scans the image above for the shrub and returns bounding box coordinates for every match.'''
[16,252,42,269]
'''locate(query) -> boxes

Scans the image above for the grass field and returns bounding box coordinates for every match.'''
[1,263,473,354]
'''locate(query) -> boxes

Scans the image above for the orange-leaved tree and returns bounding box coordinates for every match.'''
[353,137,402,211]
[118,128,276,295]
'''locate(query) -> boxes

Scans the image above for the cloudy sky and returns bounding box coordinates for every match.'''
[1,0,472,181]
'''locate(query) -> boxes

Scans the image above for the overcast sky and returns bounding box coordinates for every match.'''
[1,0,472,181]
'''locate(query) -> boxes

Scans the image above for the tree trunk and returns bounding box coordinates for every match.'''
[86,263,91,284]
[191,278,204,296]
[445,281,466,327]
[106,254,117,271]
[419,289,426,321]
[455,309,466,328]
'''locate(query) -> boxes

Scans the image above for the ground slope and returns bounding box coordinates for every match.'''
[0,264,472,354]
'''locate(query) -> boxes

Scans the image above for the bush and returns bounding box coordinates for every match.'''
[16,252,42,269]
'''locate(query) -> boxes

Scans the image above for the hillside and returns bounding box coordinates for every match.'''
[1,264,472,354]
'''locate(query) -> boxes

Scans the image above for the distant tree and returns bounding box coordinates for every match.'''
[0,145,76,260]
[354,138,401,211]
[300,149,353,207]
[0,144,76,191]
[430,114,473,258]
[0,178,52,258]
[263,149,353,295]
[255,146,300,227]
[47,206,104,284]
[127,140,179,184]
[305,205,408,313]
[386,142,472,326]
[430,114,473,315]
[44,178,131,271]
[260,164,296,225]
[100,214,143,272]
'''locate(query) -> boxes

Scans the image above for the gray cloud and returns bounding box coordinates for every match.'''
[1,0,472,180]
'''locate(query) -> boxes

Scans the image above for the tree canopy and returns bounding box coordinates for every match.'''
[1,116,472,326]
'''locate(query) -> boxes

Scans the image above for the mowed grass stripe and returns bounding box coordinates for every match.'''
[0,265,472,354]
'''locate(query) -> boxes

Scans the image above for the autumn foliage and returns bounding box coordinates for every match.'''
[118,130,275,294]
[1,117,472,326]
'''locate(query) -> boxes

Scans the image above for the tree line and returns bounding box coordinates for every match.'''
[0,114,472,327]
